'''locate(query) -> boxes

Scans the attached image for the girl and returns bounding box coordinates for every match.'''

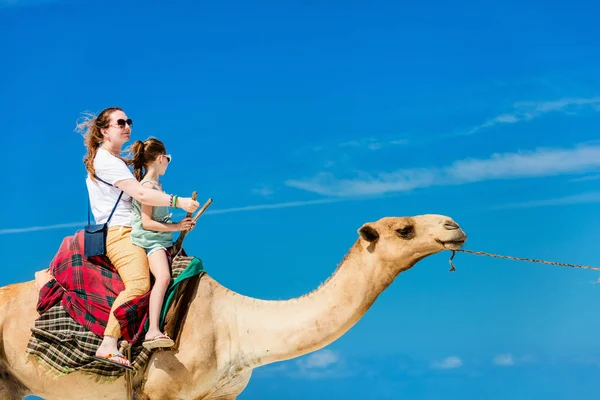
[80,107,199,369]
[129,137,196,350]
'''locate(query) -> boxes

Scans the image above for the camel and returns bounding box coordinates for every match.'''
[0,214,467,400]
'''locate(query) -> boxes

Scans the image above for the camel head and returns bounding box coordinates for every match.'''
[357,214,467,276]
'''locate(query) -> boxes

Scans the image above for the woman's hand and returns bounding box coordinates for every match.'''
[176,217,196,231]
[177,197,200,213]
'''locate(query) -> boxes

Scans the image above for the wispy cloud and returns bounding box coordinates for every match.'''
[574,356,600,367]
[492,191,600,210]
[293,350,359,379]
[570,174,600,183]
[1,0,59,7]
[492,353,535,366]
[286,143,600,197]
[462,96,600,136]
[431,356,463,369]
[492,354,515,366]
[297,349,339,370]
[338,138,409,151]
[256,349,366,380]
[0,198,354,235]
[252,185,274,197]
[8,143,599,235]
[295,136,411,172]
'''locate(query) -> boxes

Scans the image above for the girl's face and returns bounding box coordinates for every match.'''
[155,153,171,176]
[102,110,132,149]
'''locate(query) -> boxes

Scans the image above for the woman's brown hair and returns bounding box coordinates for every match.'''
[129,137,167,181]
[76,106,123,181]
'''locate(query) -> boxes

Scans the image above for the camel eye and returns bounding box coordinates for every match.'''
[396,225,415,239]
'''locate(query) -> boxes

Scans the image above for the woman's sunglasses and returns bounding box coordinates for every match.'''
[162,154,172,163]
[116,118,133,127]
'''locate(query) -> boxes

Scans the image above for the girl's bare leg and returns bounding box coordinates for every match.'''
[144,249,173,346]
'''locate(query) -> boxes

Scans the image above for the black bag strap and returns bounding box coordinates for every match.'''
[87,174,125,225]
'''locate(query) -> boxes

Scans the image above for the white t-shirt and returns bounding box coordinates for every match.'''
[85,148,136,227]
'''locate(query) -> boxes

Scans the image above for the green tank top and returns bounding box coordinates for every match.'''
[130,179,174,249]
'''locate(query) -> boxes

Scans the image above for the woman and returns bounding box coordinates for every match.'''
[79,106,199,369]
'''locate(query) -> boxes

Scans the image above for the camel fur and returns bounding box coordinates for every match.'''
[0,214,466,400]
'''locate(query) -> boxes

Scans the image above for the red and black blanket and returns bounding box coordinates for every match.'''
[27,230,204,377]
[36,230,152,344]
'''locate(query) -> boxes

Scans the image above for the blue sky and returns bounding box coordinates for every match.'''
[2,0,600,399]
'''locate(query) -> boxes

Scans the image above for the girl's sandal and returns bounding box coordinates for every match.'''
[142,334,175,350]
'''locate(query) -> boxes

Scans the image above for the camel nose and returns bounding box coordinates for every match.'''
[444,220,460,230]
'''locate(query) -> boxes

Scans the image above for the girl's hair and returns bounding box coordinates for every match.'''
[129,137,167,181]
[76,106,123,181]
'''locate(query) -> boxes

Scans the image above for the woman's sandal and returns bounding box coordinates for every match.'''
[94,353,133,370]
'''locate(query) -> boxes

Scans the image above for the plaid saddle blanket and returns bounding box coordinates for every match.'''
[25,230,205,378]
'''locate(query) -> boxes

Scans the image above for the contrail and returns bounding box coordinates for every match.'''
[0,222,87,235]
[0,198,350,235]
[204,198,344,215]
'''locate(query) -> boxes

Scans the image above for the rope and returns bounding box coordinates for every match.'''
[448,249,600,273]
[121,341,133,400]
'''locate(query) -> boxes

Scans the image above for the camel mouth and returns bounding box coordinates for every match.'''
[436,238,466,250]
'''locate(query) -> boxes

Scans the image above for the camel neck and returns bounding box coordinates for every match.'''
[226,242,399,369]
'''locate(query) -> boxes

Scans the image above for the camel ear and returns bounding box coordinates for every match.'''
[358,223,379,242]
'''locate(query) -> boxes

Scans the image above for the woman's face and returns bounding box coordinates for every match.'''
[102,110,132,148]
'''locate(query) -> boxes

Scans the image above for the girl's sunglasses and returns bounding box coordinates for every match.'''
[162,154,172,163]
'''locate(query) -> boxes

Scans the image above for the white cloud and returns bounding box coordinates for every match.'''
[431,356,463,369]
[515,97,600,113]
[463,96,600,135]
[0,0,59,7]
[493,192,600,210]
[8,143,599,235]
[337,137,408,151]
[285,143,600,197]
[292,349,355,379]
[570,174,600,182]
[252,185,274,197]
[493,354,515,366]
[574,356,600,367]
[297,349,338,370]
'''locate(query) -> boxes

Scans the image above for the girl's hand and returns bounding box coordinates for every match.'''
[177,217,196,231]
[177,197,200,213]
